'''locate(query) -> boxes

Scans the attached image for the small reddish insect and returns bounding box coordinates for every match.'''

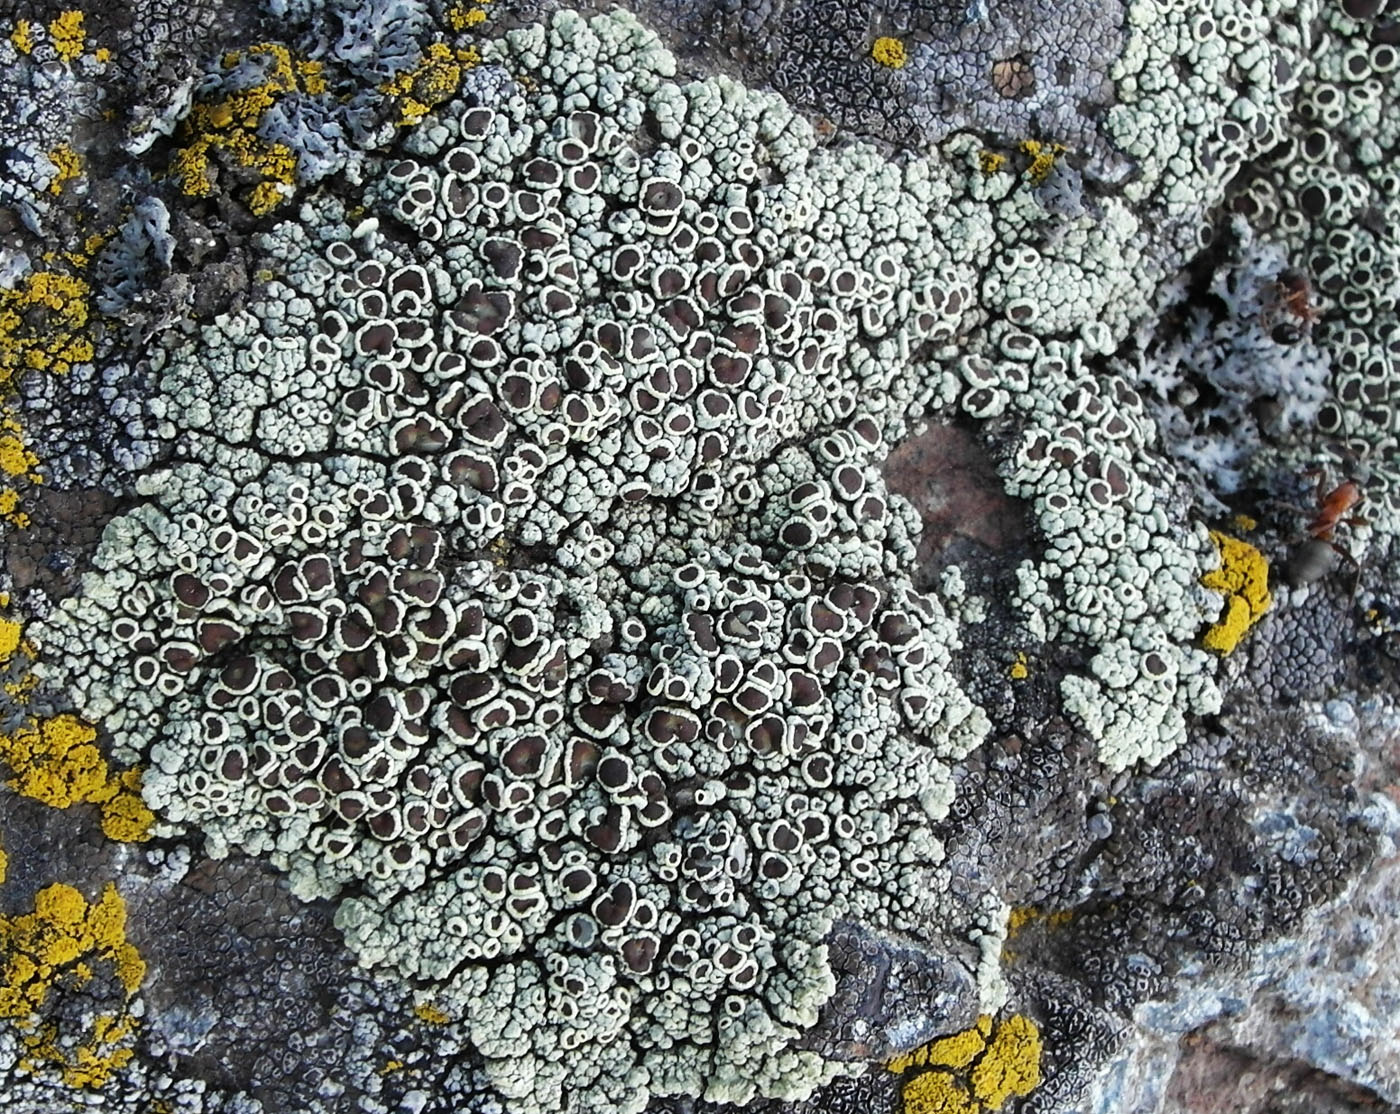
[1307,477,1363,540]
[1286,472,1366,589]
[1263,267,1321,344]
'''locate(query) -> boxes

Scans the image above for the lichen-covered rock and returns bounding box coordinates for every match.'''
[4,0,1400,1111]
[1072,702,1400,1114]
[1218,0,1400,539]
[647,0,1129,166]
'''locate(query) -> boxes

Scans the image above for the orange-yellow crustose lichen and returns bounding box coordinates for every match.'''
[413,1002,451,1024]
[171,43,326,216]
[1005,906,1036,938]
[382,42,481,127]
[46,146,83,195]
[889,1015,991,1074]
[871,36,908,68]
[9,18,34,54]
[0,410,40,528]
[51,1011,139,1088]
[3,668,38,703]
[0,715,154,842]
[1020,139,1067,185]
[0,489,28,527]
[968,1015,1042,1109]
[0,271,94,384]
[1003,906,1073,940]
[47,10,86,64]
[0,882,146,1088]
[1201,530,1272,655]
[0,840,7,884]
[891,1014,1043,1114]
[98,769,157,842]
[446,0,490,29]
[1001,906,1073,963]
[0,618,24,663]
[978,150,1007,176]
[1,714,107,807]
[901,1071,978,1114]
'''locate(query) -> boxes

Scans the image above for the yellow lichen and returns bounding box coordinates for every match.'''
[10,18,34,54]
[1205,595,1253,654]
[413,1002,451,1024]
[4,670,39,700]
[1005,907,1072,941]
[488,532,513,567]
[246,178,291,217]
[916,1022,988,1072]
[1020,139,1067,185]
[901,1070,978,1114]
[0,883,145,1088]
[59,1012,136,1087]
[298,58,327,95]
[380,1058,405,1075]
[968,1015,1042,1109]
[94,45,111,63]
[0,603,33,671]
[978,150,1007,176]
[0,431,37,478]
[1006,907,1034,937]
[0,596,37,668]
[1008,651,1028,680]
[0,841,6,884]
[0,715,108,807]
[1201,530,1272,654]
[381,42,481,127]
[171,43,325,216]
[446,0,490,29]
[0,491,27,528]
[47,10,86,65]
[0,409,41,527]
[46,146,82,195]
[100,769,155,843]
[0,270,94,384]
[0,618,22,662]
[0,716,154,841]
[871,36,908,69]
[892,1014,1043,1113]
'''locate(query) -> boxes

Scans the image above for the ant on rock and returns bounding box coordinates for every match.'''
[1284,468,1367,592]
[1262,267,1322,345]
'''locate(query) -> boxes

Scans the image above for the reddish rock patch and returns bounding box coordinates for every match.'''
[883,421,1027,572]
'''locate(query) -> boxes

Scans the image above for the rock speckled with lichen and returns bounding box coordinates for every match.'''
[2,0,1400,1112]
